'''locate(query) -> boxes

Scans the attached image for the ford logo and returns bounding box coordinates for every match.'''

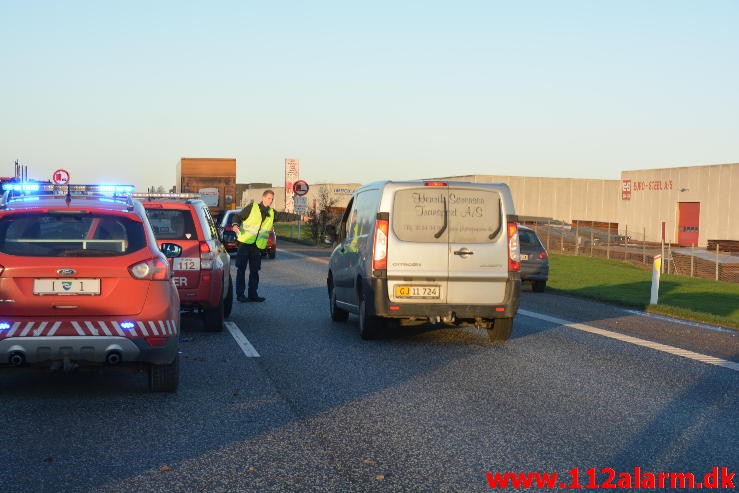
[57,268,77,276]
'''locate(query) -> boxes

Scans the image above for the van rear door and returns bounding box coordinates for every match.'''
[387,185,449,304]
[447,185,509,304]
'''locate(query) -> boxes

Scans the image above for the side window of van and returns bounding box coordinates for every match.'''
[346,190,379,248]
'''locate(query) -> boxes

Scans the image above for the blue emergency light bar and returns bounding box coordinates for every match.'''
[0,183,136,208]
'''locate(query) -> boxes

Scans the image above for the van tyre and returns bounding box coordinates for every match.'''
[224,277,234,318]
[149,354,179,392]
[204,291,225,332]
[358,293,380,340]
[329,285,349,322]
[532,280,546,293]
[487,317,513,342]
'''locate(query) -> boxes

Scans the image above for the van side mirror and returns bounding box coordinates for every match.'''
[160,242,182,258]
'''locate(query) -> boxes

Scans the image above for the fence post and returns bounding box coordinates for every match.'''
[690,244,695,277]
[667,243,672,274]
[642,228,646,264]
[607,223,611,260]
[561,225,565,253]
[624,224,629,262]
[716,243,720,281]
[575,223,579,256]
[590,229,594,257]
[546,219,551,251]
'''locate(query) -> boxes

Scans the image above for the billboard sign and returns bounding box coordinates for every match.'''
[285,158,300,213]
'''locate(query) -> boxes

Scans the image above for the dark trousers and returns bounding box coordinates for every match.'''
[235,242,262,298]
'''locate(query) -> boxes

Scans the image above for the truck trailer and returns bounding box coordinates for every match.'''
[176,157,237,222]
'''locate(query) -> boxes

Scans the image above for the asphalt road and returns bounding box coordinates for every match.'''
[1,241,737,492]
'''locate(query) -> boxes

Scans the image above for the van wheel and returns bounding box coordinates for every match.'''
[358,294,380,340]
[268,250,276,259]
[487,318,513,342]
[329,286,349,322]
[224,277,234,318]
[149,355,179,392]
[532,280,547,293]
[204,293,225,332]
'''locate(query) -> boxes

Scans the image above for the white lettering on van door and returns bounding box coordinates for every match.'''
[173,277,188,287]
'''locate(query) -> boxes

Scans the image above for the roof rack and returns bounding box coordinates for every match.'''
[131,192,201,200]
[0,183,136,209]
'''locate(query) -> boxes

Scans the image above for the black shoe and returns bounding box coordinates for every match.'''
[237,295,248,303]
[246,296,265,302]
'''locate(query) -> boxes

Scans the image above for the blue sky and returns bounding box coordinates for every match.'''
[1,1,737,190]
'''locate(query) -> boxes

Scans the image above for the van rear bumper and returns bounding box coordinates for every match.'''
[368,278,520,320]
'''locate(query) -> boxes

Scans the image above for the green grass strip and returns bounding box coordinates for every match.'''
[548,254,739,329]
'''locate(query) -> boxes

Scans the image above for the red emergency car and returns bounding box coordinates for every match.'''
[0,184,181,391]
[135,193,233,331]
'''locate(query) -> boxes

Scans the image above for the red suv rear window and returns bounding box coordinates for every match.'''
[144,209,200,241]
[0,212,146,257]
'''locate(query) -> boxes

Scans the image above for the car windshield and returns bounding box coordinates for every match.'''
[144,209,200,240]
[0,212,146,257]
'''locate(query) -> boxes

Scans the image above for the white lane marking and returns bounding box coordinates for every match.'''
[518,309,739,373]
[225,321,260,357]
[624,309,736,334]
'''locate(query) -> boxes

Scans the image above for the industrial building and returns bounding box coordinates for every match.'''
[441,162,738,246]
[238,162,737,247]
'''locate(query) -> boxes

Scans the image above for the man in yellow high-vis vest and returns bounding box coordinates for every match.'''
[231,190,275,302]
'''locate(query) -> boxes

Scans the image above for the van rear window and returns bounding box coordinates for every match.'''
[392,188,502,243]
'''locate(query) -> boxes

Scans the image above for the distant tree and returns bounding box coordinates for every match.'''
[146,185,167,193]
[307,185,339,245]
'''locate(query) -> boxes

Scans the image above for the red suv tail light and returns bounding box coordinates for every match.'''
[129,257,170,280]
[372,219,389,271]
[200,241,214,269]
[507,222,521,272]
[0,264,4,276]
[538,250,548,260]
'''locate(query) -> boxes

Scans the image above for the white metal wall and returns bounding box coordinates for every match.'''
[618,163,739,245]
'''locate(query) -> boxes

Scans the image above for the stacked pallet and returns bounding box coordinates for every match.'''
[707,240,739,254]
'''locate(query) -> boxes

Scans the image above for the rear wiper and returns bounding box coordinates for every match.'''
[433,197,448,239]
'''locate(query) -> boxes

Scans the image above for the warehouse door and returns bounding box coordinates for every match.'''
[677,202,700,246]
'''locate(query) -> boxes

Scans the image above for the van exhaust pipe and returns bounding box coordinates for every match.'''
[8,351,25,367]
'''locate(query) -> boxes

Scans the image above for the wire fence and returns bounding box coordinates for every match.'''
[524,219,739,284]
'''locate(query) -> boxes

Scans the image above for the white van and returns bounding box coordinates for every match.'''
[326,180,521,341]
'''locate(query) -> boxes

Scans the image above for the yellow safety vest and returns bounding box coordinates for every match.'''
[236,203,274,249]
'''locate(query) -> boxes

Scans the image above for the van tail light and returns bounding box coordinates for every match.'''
[129,257,170,280]
[0,264,4,276]
[200,241,214,269]
[538,250,548,260]
[507,222,521,272]
[372,219,389,271]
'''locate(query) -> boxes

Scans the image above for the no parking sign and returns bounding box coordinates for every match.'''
[52,169,71,185]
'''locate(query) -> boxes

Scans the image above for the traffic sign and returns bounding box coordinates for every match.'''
[52,169,71,185]
[294,195,308,213]
[293,180,309,196]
